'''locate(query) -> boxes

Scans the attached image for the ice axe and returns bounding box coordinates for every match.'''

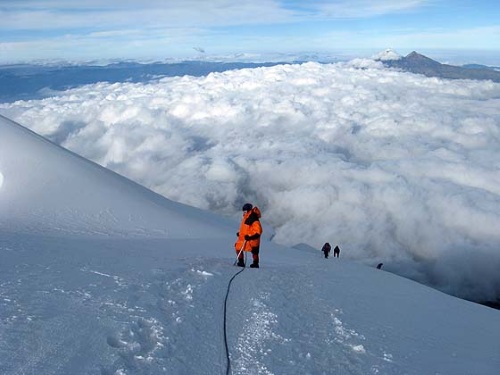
[233,240,247,266]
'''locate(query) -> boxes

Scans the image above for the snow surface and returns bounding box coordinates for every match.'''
[1,115,500,374]
[3,60,500,305]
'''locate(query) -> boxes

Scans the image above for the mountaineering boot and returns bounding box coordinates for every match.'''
[237,259,245,267]
[250,262,259,268]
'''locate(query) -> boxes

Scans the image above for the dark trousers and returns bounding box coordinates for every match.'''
[251,247,260,263]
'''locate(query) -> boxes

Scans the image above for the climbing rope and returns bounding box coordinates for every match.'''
[223,252,247,375]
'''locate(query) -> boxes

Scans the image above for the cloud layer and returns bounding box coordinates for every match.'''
[2,60,500,302]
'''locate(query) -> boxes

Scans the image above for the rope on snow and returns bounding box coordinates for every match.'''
[223,252,247,375]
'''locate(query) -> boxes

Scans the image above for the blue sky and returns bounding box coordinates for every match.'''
[1,0,499,64]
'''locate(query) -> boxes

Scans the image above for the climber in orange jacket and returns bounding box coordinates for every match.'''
[234,203,262,268]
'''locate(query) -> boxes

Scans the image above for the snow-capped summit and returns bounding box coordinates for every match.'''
[372,48,402,61]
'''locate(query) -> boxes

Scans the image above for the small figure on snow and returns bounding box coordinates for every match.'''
[333,245,341,258]
[376,263,383,269]
[321,242,331,258]
[234,203,262,268]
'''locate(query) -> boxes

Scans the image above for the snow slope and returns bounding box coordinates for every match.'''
[1,115,499,374]
[0,114,234,238]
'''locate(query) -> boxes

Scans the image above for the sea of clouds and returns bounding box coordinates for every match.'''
[1,59,500,303]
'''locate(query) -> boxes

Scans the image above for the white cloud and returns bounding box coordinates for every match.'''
[0,1,296,62]
[314,0,430,18]
[1,0,431,30]
[2,61,500,301]
[0,1,295,31]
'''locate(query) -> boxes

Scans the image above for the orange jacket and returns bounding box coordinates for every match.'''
[235,207,262,252]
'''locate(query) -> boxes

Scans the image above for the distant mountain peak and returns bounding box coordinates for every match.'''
[404,51,438,64]
[381,51,500,83]
[406,51,421,58]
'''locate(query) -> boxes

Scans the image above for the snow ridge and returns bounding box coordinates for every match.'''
[1,112,500,374]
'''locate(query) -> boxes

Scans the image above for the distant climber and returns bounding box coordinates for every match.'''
[234,203,262,268]
[321,243,331,259]
[333,245,341,258]
[376,263,383,269]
